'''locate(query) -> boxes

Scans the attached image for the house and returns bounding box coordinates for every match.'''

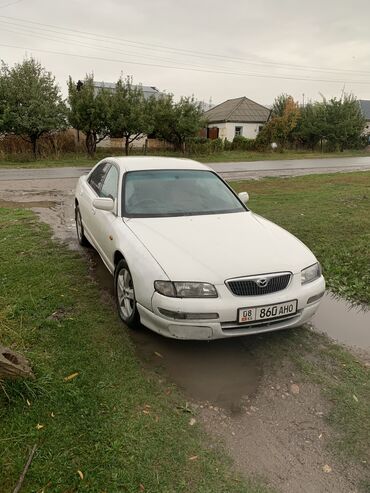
[358,100,370,138]
[203,96,270,141]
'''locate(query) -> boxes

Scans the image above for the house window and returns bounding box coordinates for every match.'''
[235,126,243,137]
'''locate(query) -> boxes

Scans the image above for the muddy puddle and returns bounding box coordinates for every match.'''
[87,251,262,411]
[311,293,370,351]
[0,194,78,247]
[130,328,262,412]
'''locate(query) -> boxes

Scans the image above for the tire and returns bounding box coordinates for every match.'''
[75,205,89,247]
[114,259,140,328]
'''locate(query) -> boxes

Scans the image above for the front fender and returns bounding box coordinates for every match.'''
[113,220,169,311]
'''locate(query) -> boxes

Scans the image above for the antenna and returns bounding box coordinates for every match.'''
[340,84,346,100]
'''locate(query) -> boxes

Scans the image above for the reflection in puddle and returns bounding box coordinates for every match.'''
[311,293,370,351]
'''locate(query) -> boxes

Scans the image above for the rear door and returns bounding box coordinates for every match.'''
[91,163,121,271]
[78,161,111,245]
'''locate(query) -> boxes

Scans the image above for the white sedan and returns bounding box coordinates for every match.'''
[75,157,325,340]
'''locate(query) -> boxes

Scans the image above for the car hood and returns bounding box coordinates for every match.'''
[125,212,317,283]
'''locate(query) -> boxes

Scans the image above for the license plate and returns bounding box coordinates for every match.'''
[238,300,298,323]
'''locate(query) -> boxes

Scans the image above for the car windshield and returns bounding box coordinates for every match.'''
[123,170,246,217]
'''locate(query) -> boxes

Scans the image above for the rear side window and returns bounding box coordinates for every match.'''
[101,165,119,200]
[88,162,111,195]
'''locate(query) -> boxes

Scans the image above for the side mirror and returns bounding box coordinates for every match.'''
[93,197,115,212]
[238,192,249,204]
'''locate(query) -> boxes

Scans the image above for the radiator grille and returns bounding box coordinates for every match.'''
[226,273,291,296]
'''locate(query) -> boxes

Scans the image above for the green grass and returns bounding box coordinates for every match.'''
[0,148,369,168]
[199,149,370,163]
[0,209,270,493]
[231,172,370,305]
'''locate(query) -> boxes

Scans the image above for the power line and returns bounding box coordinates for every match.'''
[0,22,274,74]
[1,42,370,85]
[7,20,360,80]
[1,14,370,77]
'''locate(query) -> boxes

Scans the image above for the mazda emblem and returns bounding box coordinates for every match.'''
[256,278,269,288]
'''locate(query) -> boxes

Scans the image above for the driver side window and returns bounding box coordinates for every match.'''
[88,162,111,195]
[101,165,119,200]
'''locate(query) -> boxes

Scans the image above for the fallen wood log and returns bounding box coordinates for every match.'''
[0,345,34,380]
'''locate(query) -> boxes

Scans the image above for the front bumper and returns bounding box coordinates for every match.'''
[137,274,325,340]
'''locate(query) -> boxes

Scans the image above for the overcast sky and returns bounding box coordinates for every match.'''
[1,0,370,106]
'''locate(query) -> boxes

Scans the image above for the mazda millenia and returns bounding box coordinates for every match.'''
[75,157,325,340]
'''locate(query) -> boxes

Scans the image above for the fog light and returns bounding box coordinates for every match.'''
[307,291,325,304]
[158,308,219,320]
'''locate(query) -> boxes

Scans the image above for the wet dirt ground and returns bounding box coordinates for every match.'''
[1,177,368,493]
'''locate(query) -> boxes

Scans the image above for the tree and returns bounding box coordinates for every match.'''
[1,58,67,158]
[0,62,7,135]
[257,95,300,149]
[68,75,112,156]
[296,94,365,151]
[323,95,365,151]
[271,93,291,117]
[153,95,205,152]
[110,76,152,156]
[295,102,327,150]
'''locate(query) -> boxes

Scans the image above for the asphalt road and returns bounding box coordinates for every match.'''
[1,156,370,181]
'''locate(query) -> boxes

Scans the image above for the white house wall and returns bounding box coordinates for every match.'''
[225,122,261,140]
[207,122,262,141]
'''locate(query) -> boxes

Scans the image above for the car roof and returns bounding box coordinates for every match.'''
[106,156,210,172]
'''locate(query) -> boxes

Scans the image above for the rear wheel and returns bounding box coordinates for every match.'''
[75,206,89,246]
[114,259,140,328]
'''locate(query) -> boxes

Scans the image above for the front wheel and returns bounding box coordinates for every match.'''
[114,259,140,328]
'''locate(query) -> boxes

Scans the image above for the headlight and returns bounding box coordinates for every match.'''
[301,263,322,285]
[154,281,218,298]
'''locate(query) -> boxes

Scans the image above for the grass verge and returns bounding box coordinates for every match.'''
[0,208,270,493]
[0,148,369,168]
[231,171,370,305]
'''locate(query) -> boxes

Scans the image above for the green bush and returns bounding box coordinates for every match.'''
[185,137,225,155]
[255,127,271,151]
[223,139,233,151]
[210,138,224,152]
[231,135,256,151]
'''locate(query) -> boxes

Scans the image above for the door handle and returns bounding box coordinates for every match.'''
[91,207,96,215]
